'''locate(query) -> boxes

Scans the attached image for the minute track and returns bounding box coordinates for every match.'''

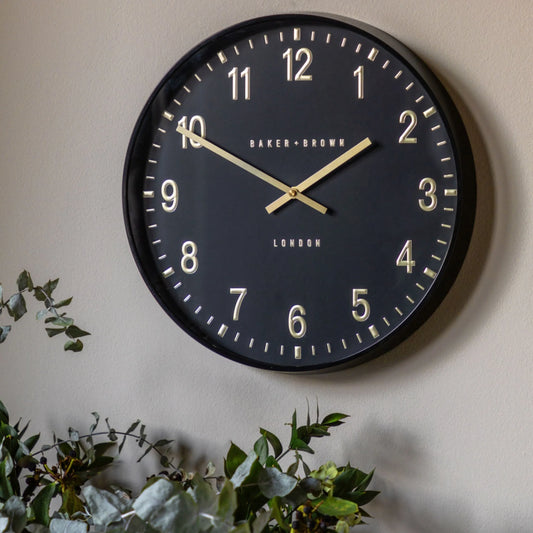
[123,14,476,371]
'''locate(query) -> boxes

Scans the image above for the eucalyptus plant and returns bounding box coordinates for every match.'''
[0,404,378,532]
[0,271,378,531]
[0,271,89,352]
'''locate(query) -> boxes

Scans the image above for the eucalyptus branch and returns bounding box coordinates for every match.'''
[0,270,90,351]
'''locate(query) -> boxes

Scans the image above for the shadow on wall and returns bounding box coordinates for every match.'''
[352,423,472,533]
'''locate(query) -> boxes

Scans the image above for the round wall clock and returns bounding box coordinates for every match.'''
[123,14,476,372]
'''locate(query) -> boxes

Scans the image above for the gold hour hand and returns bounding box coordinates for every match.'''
[176,126,328,214]
[265,137,372,214]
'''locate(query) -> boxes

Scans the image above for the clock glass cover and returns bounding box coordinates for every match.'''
[123,14,476,371]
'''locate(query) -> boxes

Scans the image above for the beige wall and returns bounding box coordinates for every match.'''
[1,1,531,531]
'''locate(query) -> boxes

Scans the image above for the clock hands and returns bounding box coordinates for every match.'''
[176,126,328,214]
[265,137,373,214]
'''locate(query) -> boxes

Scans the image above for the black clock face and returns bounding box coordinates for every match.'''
[123,14,475,372]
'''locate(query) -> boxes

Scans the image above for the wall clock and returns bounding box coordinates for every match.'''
[123,14,476,372]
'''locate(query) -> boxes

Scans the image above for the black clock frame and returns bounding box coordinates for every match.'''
[123,13,476,372]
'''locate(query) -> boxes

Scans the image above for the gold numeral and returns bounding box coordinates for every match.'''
[288,305,307,338]
[353,66,364,99]
[229,288,247,321]
[418,177,438,211]
[161,179,178,213]
[399,110,417,144]
[352,289,370,322]
[396,240,416,273]
[283,48,313,81]
[228,66,251,100]
[180,241,198,274]
[177,115,206,148]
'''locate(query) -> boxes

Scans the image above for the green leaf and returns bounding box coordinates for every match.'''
[50,316,74,328]
[64,339,83,352]
[230,451,258,488]
[3,496,27,533]
[31,482,59,526]
[6,294,27,321]
[133,478,197,532]
[32,287,47,302]
[253,435,268,465]
[89,412,100,434]
[0,326,11,344]
[46,328,65,338]
[36,309,49,320]
[224,442,247,478]
[65,325,90,339]
[0,402,8,424]
[68,428,80,442]
[300,477,322,497]
[230,524,251,533]
[153,439,173,448]
[315,496,358,518]
[49,518,88,533]
[82,485,125,526]
[16,271,33,292]
[119,419,140,453]
[269,496,290,532]
[259,428,283,458]
[59,486,85,516]
[258,468,297,499]
[23,433,40,453]
[335,520,350,533]
[0,454,14,500]
[321,413,349,427]
[251,509,272,533]
[43,279,59,297]
[290,438,314,454]
[54,297,73,309]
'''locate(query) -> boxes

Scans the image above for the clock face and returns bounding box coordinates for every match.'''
[123,14,475,372]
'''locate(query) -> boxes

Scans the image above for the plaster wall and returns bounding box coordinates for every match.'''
[0,1,531,531]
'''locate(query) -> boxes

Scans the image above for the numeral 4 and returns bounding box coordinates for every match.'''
[396,240,415,273]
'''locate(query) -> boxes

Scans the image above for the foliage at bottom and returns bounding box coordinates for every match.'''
[0,402,378,533]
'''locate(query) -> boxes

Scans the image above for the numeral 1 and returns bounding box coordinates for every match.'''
[353,66,364,99]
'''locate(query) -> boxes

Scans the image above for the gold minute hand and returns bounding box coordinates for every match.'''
[265,137,372,214]
[176,126,327,214]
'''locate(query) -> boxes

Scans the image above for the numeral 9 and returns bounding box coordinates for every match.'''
[161,179,178,213]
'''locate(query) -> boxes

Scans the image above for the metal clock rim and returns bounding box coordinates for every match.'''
[122,13,476,373]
